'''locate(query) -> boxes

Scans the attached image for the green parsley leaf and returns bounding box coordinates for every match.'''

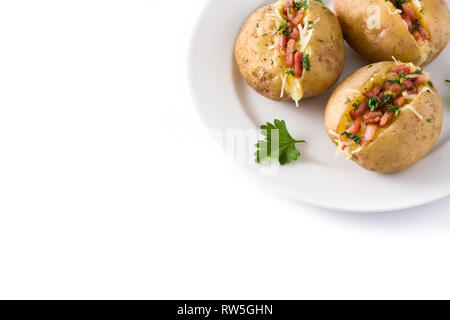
[427,118,433,123]
[368,96,380,111]
[343,132,361,145]
[387,105,401,117]
[382,94,394,105]
[302,54,311,72]
[255,120,305,165]
[285,69,295,76]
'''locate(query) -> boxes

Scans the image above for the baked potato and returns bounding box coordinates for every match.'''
[334,0,450,66]
[234,0,345,106]
[324,61,444,173]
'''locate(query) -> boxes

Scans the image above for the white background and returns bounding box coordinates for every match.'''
[0,0,449,300]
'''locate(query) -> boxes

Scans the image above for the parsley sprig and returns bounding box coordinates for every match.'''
[255,120,305,165]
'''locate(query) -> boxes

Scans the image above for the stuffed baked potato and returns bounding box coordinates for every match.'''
[325,61,444,173]
[235,0,345,106]
[334,0,450,66]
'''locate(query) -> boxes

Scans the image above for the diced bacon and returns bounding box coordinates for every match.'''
[294,51,303,78]
[371,84,381,96]
[279,35,288,54]
[413,30,423,44]
[286,39,296,67]
[402,14,413,32]
[390,65,410,74]
[403,80,414,90]
[379,112,391,127]
[350,100,368,120]
[414,75,430,87]
[402,3,417,21]
[363,111,383,124]
[385,82,402,94]
[363,91,374,98]
[347,120,361,135]
[418,26,430,40]
[394,96,406,107]
[289,27,300,41]
[363,125,378,146]
[291,10,305,26]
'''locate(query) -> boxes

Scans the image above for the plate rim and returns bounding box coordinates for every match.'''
[187,0,450,213]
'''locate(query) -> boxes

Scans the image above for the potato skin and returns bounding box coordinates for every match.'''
[302,0,345,98]
[325,61,444,174]
[234,1,345,101]
[334,0,450,66]
[420,0,450,65]
[234,5,287,101]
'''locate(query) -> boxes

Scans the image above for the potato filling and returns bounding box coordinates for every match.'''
[269,0,319,105]
[278,0,308,78]
[334,63,434,158]
[390,1,430,45]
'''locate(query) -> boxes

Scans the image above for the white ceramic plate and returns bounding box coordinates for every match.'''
[188,0,450,212]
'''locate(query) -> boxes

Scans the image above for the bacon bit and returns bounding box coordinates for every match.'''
[413,31,424,44]
[371,84,381,96]
[283,1,294,15]
[289,27,300,41]
[363,111,383,124]
[379,112,391,127]
[350,100,368,120]
[279,34,288,54]
[291,10,305,26]
[390,65,410,74]
[363,125,378,146]
[402,14,413,32]
[402,3,417,21]
[347,120,361,134]
[418,26,430,40]
[403,80,414,90]
[414,74,430,87]
[363,91,374,98]
[385,82,402,95]
[294,52,303,78]
[394,96,406,107]
[286,39,296,67]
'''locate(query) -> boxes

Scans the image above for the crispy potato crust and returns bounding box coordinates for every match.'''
[325,61,444,174]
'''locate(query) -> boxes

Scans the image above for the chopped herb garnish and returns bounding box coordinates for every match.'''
[427,118,433,123]
[285,69,295,76]
[368,96,380,111]
[302,54,311,72]
[427,81,434,88]
[343,132,361,145]
[282,28,293,36]
[292,0,309,11]
[382,94,394,105]
[387,105,401,117]
[345,98,351,104]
